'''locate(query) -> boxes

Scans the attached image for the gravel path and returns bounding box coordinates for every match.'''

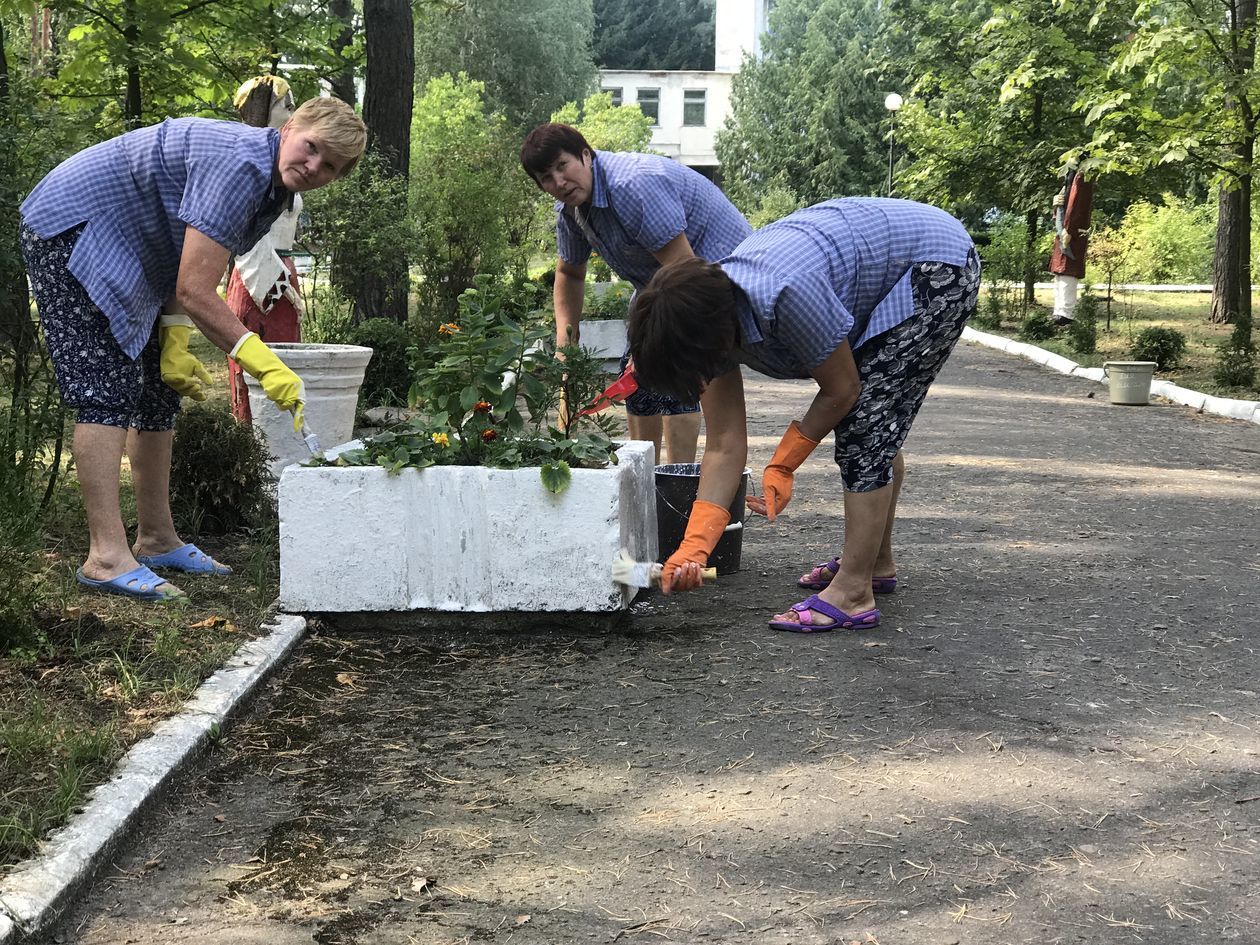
[55,341,1260,945]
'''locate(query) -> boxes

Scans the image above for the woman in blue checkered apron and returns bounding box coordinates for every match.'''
[19,98,366,601]
[519,123,752,466]
[627,198,980,633]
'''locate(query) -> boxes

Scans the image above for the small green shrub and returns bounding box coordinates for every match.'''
[1019,310,1058,342]
[1131,326,1187,370]
[1214,342,1257,388]
[584,281,633,320]
[170,403,275,536]
[970,292,1003,330]
[1067,288,1099,356]
[347,318,414,407]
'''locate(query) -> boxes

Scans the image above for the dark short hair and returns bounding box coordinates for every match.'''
[627,257,739,402]
[519,123,593,183]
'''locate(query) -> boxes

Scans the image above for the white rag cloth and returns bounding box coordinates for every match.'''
[235,193,304,311]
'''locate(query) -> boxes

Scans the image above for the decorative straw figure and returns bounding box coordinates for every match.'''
[227,75,305,422]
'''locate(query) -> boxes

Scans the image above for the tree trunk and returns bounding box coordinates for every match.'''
[328,0,357,107]
[0,16,35,359]
[1210,185,1242,325]
[123,0,142,127]
[350,0,414,323]
[1023,207,1039,310]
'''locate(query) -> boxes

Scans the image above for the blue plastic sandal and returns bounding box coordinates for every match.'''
[136,543,231,575]
[76,565,186,601]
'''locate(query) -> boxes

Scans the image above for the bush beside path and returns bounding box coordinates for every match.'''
[51,341,1260,945]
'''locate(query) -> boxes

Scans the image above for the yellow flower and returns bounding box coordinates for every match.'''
[438,322,461,335]
[431,432,450,447]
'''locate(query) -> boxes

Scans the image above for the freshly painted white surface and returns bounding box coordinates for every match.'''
[580,318,628,362]
[244,343,373,476]
[279,440,658,613]
[961,327,1260,424]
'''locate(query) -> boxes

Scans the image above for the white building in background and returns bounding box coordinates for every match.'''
[597,0,772,180]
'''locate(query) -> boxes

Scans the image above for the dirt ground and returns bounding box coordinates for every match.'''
[49,341,1260,945]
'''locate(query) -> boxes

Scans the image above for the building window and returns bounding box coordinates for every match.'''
[683,89,707,127]
[603,87,622,107]
[637,88,660,125]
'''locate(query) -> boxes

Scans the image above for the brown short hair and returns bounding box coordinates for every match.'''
[288,97,368,176]
[519,123,593,184]
[627,257,739,402]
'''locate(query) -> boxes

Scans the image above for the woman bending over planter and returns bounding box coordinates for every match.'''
[519,122,751,465]
[627,197,979,632]
[20,96,367,601]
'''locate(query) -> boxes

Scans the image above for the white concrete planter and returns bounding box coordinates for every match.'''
[580,319,628,367]
[244,343,374,476]
[278,440,657,614]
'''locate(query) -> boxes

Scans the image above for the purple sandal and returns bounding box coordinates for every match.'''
[798,557,898,594]
[768,594,881,633]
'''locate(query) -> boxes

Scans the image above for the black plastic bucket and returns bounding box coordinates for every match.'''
[655,462,749,575]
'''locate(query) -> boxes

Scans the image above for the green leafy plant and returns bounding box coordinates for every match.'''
[327,277,620,493]
[170,403,276,536]
[970,291,1004,330]
[1067,287,1099,356]
[1131,326,1187,370]
[346,317,415,407]
[584,281,633,320]
[1019,310,1058,342]
[1214,342,1256,388]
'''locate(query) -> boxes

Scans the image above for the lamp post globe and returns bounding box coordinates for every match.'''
[884,92,903,195]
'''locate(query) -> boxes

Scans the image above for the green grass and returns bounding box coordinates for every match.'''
[979,288,1260,400]
[0,341,280,872]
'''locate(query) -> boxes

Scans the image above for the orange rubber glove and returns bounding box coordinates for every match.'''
[745,420,820,522]
[661,500,730,595]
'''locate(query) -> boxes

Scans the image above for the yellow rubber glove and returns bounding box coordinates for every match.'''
[158,325,212,401]
[231,332,305,431]
[746,420,821,522]
[661,500,730,595]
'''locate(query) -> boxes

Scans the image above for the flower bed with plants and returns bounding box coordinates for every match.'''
[278,278,658,614]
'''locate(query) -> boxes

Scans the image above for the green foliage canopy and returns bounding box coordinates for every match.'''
[593,0,715,71]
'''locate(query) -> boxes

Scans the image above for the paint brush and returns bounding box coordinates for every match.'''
[299,420,324,460]
[611,547,716,589]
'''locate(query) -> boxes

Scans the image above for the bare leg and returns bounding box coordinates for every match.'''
[74,423,180,594]
[874,450,904,575]
[660,413,702,465]
[627,414,664,467]
[127,428,182,557]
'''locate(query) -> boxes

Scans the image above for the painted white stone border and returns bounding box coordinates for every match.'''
[962,327,1260,426]
[0,615,307,944]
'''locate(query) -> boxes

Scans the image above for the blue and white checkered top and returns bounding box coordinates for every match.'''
[21,118,289,359]
[555,151,751,290]
[722,198,976,378]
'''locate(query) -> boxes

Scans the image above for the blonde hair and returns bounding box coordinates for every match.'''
[288,97,368,176]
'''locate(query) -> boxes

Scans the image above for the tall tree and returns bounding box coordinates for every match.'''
[354,0,414,322]
[593,0,715,71]
[414,0,596,130]
[717,0,888,212]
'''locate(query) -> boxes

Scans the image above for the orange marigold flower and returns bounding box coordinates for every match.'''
[438,322,461,335]
[474,400,492,414]
[481,429,497,442]
[431,432,450,447]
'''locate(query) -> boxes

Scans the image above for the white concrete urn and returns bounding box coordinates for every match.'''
[243,342,374,476]
[278,440,658,614]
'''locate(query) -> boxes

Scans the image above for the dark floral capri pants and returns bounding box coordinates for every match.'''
[20,223,180,431]
[834,251,981,492]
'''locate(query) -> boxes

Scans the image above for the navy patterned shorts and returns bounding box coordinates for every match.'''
[20,224,180,431]
[619,349,701,417]
[834,252,981,492]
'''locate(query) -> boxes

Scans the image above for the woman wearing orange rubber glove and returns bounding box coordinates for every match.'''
[628,198,978,632]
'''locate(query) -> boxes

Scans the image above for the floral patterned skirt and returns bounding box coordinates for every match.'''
[618,349,701,417]
[20,223,180,431]
[834,252,981,492]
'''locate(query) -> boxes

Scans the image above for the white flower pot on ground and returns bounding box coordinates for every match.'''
[1103,360,1157,405]
[244,343,374,475]
[278,440,657,614]
[579,319,627,372]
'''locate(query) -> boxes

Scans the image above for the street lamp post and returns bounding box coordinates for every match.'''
[884,92,903,196]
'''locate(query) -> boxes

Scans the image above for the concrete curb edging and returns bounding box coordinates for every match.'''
[961,327,1260,425]
[0,614,307,944]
